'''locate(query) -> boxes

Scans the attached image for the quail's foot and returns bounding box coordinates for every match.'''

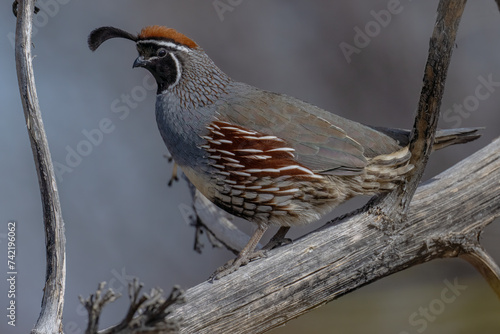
[261,226,292,251]
[209,250,267,281]
[163,154,179,186]
[168,162,179,186]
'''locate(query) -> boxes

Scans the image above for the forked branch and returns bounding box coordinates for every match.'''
[80,280,185,334]
[460,243,500,299]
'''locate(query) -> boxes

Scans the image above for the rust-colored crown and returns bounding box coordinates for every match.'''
[138,25,198,49]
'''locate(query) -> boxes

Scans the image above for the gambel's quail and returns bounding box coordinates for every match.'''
[88,25,480,279]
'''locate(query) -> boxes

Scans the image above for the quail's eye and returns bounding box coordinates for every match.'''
[157,48,167,57]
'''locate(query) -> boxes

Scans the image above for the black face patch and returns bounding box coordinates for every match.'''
[136,43,181,93]
[151,53,179,93]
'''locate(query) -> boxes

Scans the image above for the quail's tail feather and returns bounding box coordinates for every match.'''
[432,128,482,151]
[370,126,482,151]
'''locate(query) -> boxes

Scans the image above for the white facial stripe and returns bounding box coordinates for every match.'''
[137,39,190,52]
[169,53,182,87]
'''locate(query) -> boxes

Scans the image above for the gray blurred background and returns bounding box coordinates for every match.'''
[1,1,499,333]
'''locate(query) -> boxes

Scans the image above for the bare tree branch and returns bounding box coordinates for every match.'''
[80,280,185,334]
[460,244,500,299]
[14,0,66,333]
[79,282,121,334]
[379,0,467,220]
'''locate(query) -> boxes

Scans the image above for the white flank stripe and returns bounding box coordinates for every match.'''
[278,188,300,194]
[221,127,256,135]
[266,147,295,152]
[216,149,235,156]
[231,171,252,177]
[211,164,225,169]
[261,168,281,173]
[242,135,283,141]
[262,187,280,192]
[222,157,240,163]
[245,168,280,173]
[245,155,272,160]
[244,169,262,173]
[225,163,245,168]
[219,126,240,131]
[278,165,315,175]
[236,149,263,153]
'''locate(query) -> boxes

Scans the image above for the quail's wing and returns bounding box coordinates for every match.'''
[217,85,394,176]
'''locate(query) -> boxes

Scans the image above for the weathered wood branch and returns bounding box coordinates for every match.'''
[459,243,500,299]
[380,0,467,220]
[165,135,500,334]
[14,0,66,333]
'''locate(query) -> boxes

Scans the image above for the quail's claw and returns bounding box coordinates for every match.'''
[209,250,267,281]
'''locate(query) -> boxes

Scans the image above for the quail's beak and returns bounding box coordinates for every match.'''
[133,56,148,68]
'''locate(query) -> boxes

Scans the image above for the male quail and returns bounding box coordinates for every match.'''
[88,25,479,279]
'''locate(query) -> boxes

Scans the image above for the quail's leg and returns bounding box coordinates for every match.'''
[210,224,268,281]
[168,162,179,186]
[164,154,179,186]
[262,226,292,251]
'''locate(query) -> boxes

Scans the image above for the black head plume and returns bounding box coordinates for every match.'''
[88,26,137,51]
